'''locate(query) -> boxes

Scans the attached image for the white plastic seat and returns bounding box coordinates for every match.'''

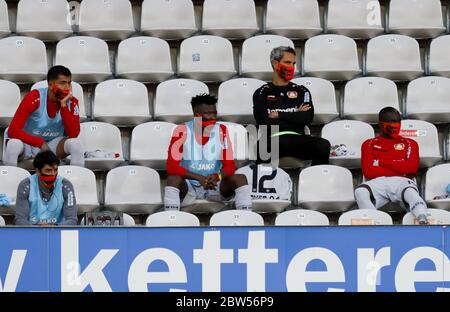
[241,35,297,80]
[297,165,355,212]
[140,0,197,40]
[0,0,10,38]
[425,164,450,210]
[130,121,177,170]
[321,120,375,168]
[400,119,442,167]
[343,77,400,123]
[202,0,258,39]
[104,166,163,214]
[388,0,445,39]
[116,37,174,83]
[55,36,112,83]
[58,165,99,214]
[265,0,322,39]
[326,0,384,39]
[406,77,450,123]
[429,35,450,78]
[79,122,124,170]
[303,34,361,80]
[0,80,20,127]
[338,209,393,225]
[209,210,264,226]
[275,209,329,226]
[0,166,31,215]
[178,35,236,82]
[31,80,87,121]
[154,79,209,123]
[145,210,200,227]
[219,122,249,168]
[78,0,135,40]
[366,35,423,80]
[16,0,72,41]
[0,36,48,83]
[0,215,4,226]
[93,79,151,126]
[402,209,450,225]
[217,78,265,124]
[80,213,135,226]
[292,77,339,124]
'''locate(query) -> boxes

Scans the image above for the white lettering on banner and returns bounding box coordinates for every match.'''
[61,230,119,292]
[357,248,391,292]
[128,248,187,292]
[286,248,345,292]
[0,250,27,292]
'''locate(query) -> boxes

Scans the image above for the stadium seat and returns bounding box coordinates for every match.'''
[326,0,384,39]
[297,165,355,212]
[115,36,174,83]
[402,209,450,225]
[0,36,48,83]
[400,119,442,167]
[0,80,20,127]
[303,34,361,80]
[406,76,450,123]
[0,0,10,38]
[16,0,72,41]
[388,0,445,39]
[425,164,450,210]
[78,122,124,170]
[0,215,4,226]
[321,120,375,168]
[178,35,236,82]
[154,78,209,123]
[31,80,87,121]
[104,166,163,214]
[366,35,423,80]
[202,0,258,39]
[140,0,197,40]
[338,209,393,225]
[265,0,322,39]
[0,166,31,215]
[217,78,265,124]
[55,36,112,83]
[275,209,329,226]
[240,35,297,80]
[219,122,249,167]
[209,210,264,226]
[145,210,200,227]
[291,77,339,124]
[429,35,450,78]
[93,79,151,126]
[80,213,135,226]
[58,165,99,214]
[78,0,135,40]
[343,77,400,123]
[130,121,177,170]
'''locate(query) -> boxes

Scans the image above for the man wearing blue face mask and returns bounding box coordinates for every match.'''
[15,150,78,226]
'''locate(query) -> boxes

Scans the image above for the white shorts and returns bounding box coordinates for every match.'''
[181,180,231,207]
[358,176,418,209]
[19,137,64,160]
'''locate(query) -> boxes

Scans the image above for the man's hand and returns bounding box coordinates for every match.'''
[204,174,220,190]
[268,111,279,119]
[40,142,50,151]
[298,103,311,112]
[60,88,73,108]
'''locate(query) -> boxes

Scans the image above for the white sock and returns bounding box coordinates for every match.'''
[3,139,24,167]
[164,186,181,211]
[234,185,252,210]
[403,188,428,218]
[64,138,85,167]
[355,187,377,209]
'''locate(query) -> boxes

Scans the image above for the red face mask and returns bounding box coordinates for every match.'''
[194,115,217,127]
[381,122,401,139]
[51,85,70,100]
[39,175,57,188]
[276,63,295,81]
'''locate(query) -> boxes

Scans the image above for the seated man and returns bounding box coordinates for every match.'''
[4,65,84,167]
[355,107,429,224]
[164,94,252,211]
[15,151,78,226]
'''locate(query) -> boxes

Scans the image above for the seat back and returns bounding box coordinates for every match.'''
[146,210,200,227]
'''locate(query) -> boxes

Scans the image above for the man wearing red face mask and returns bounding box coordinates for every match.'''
[4,66,85,167]
[355,107,429,224]
[15,151,77,226]
[253,46,330,166]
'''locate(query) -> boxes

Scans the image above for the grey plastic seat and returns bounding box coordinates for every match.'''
[424,164,450,210]
[0,166,31,215]
[429,35,450,78]
[402,209,450,225]
[338,209,393,225]
[275,209,329,226]
[145,211,200,227]
[0,80,20,127]
[209,210,264,226]
[0,0,10,38]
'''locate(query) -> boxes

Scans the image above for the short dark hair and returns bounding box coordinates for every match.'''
[190,93,217,108]
[47,65,71,82]
[270,46,296,62]
[33,151,60,170]
[379,106,401,122]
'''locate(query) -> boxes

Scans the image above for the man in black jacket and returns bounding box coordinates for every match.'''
[253,46,330,165]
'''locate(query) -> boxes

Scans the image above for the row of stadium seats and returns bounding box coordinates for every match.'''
[1,0,449,41]
[2,33,450,83]
[1,164,450,217]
